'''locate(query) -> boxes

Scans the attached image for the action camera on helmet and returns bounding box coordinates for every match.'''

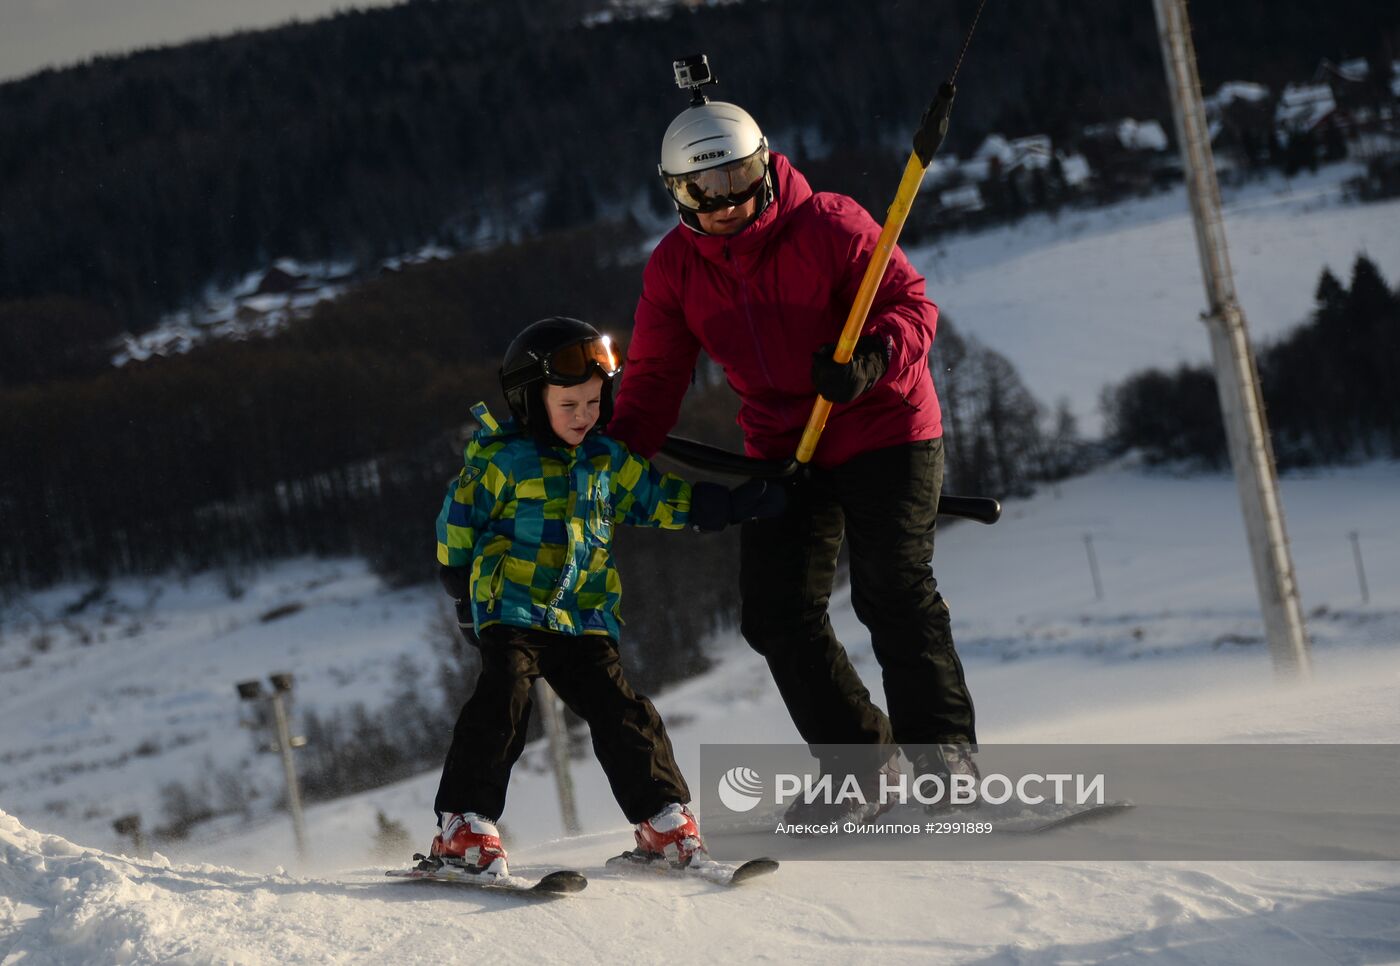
[658,55,773,224]
[673,54,716,105]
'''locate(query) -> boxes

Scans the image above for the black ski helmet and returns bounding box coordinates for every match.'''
[498,317,621,441]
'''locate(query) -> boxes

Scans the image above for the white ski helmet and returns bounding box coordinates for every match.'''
[659,101,772,219]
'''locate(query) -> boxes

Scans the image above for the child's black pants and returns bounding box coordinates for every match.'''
[434,623,690,825]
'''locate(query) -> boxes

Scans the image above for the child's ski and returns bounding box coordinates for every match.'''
[606,849,778,887]
[386,854,587,897]
[1011,800,1136,833]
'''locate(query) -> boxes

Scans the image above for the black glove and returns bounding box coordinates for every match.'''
[730,478,787,523]
[690,479,787,532]
[438,565,472,629]
[439,564,470,601]
[811,335,889,403]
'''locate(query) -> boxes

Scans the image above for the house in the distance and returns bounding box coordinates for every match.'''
[1205,81,1274,175]
[1275,83,1339,137]
[926,132,1090,224]
[1076,118,1172,197]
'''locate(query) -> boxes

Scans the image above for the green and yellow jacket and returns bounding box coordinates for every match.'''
[436,402,694,639]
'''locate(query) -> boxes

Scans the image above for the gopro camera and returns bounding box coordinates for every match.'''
[673,54,717,104]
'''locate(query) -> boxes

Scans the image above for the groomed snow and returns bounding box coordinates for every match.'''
[3,458,1398,964]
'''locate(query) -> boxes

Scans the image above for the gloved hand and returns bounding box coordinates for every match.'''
[811,335,889,403]
[689,479,787,532]
[438,565,472,629]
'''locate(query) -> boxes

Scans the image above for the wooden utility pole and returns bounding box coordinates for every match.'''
[1153,0,1311,677]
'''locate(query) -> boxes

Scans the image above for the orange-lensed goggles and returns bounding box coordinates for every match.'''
[541,336,620,384]
[500,336,621,391]
[663,147,769,212]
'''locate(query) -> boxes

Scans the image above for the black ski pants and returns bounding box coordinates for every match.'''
[434,623,690,825]
[739,437,976,773]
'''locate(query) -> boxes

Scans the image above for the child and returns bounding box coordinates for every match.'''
[429,316,783,876]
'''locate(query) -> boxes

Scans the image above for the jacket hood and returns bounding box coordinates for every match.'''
[680,152,813,264]
[469,401,520,444]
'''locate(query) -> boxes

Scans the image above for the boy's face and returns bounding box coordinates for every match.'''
[542,375,603,447]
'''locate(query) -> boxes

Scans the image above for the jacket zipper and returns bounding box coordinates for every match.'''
[730,243,776,389]
[545,456,590,628]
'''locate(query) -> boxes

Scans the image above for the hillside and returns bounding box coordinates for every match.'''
[3,459,1399,963]
[913,159,1400,435]
[2,0,1394,325]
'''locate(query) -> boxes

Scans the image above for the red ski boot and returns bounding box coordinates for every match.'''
[634,803,707,865]
[431,812,509,877]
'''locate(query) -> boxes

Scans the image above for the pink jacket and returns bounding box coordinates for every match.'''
[609,153,943,469]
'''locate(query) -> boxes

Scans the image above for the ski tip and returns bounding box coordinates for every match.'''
[1027,799,1137,833]
[729,857,780,885]
[534,870,588,893]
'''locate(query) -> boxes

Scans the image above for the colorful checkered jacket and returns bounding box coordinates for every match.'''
[435,402,694,639]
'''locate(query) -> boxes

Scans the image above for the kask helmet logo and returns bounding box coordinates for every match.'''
[717,766,764,812]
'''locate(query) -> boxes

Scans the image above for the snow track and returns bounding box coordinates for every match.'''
[5,813,1399,964]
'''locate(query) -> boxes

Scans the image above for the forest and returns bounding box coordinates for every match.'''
[1103,256,1400,469]
[1,0,1395,330]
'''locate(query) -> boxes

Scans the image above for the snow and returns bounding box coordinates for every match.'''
[908,160,1400,435]
[111,246,444,366]
[1275,84,1337,134]
[1209,81,1271,108]
[1084,118,1170,152]
[1058,153,1092,187]
[5,158,1400,963]
[939,184,984,213]
[974,134,1015,162]
[6,804,1400,965]
[3,457,1398,962]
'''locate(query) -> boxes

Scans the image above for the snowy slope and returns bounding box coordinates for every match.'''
[911,161,1400,435]
[6,807,1400,965]
[3,461,1398,964]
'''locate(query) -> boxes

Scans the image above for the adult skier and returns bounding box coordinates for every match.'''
[607,73,978,818]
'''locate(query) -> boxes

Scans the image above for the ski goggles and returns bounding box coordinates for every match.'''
[663,146,770,213]
[503,336,622,391]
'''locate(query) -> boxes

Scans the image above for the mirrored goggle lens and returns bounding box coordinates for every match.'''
[542,336,620,384]
[665,149,768,212]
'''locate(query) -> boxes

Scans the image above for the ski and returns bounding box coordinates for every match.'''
[711,799,1136,837]
[921,798,1137,834]
[1011,800,1136,833]
[385,853,587,897]
[606,849,779,887]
